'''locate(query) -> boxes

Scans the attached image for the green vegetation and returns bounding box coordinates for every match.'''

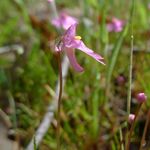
[0,0,150,149]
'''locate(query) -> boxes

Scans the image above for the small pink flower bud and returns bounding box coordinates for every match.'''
[116,75,125,85]
[128,114,135,123]
[136,93,147,103]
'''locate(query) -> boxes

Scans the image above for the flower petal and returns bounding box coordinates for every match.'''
[48,0,54,3]
[61,13,78,30]
[66,48,84,72]
[74,40,105,65]
[62,23,78,48]
[51,12,78,30]
[64,23,77,39]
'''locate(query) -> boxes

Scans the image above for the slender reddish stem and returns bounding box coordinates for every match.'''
[56,51,63,150]
[139,109,150,150]
[126,103,142,150]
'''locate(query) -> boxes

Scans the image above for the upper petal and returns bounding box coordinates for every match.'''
[52,12,78,30]
[63,23,77,39]
[62,23,78,48]
[61,13,78,30]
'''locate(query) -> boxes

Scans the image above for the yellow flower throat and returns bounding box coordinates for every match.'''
[74,36,81,40]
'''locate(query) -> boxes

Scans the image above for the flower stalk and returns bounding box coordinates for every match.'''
[139,109,150,150]
[125,0,135,148]
[126,103,142,150]
[56,51,63,150]
[127,0,135,115]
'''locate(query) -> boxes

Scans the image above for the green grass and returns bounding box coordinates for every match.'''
[0,0,150,150]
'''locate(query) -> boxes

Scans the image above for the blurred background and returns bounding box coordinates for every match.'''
[0,0,150,149]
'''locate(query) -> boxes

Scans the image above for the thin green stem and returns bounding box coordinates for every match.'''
[127,0,135,115]
[127,35,133,115]
[126,1,135,149]
[119,127,124,150]
[56,52,63,150]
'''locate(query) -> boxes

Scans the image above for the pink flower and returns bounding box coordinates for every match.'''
[136,93,147,103]
[51,12,78,30]
[48,0,53,2]
[107,17,124,32]
[116,75,126,86]
[128,114,135,123]
[56,24,105,72]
